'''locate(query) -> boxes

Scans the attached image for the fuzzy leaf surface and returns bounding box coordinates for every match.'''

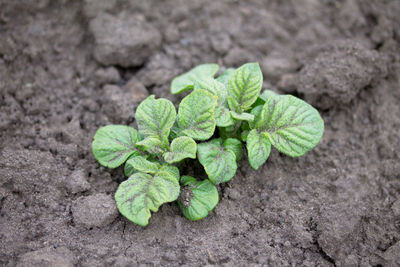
[178,176,219,221]
[164,136,197,163]
[171,64,219,94]
[257,94,324,157]
[227,62,263,111]
[92,125,139,168]
[223,138,243,161]
[177,90,217,140]
[246,129,271,170]
[124,156,160,176]
[197,139,237,184]
[115,165,180,226]
[135,95,176,142]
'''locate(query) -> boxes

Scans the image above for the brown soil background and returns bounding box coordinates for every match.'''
[1,1,400,266]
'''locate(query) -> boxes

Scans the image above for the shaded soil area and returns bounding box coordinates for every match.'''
[1,0,400,266]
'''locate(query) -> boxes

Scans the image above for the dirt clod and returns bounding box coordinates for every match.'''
[89,12,161,67]
[72,193,118,229]
[16,246,76,267]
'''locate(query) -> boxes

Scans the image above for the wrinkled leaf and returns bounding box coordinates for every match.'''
[257,94,324,157]
[135,95,176,142]
[171,64,219,94]
[177,89,217,140]
[227,62,263,111]
[197,139,237,184]
[178,176,219,221]
[115,165,180,226]
[136,136,168,155]
[216,68,235,88]
[230,111,254,122]
[223,138,243,161]
[260,89,279,102]
[92,125,140,168]
[249,105,263,129]
[246,129,271,170]
[124,156,160,176]
[164,136,197,163]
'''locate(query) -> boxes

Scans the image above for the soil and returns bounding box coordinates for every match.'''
[1,0,400,266]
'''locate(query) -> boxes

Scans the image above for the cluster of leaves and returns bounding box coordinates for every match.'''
[92,62,324,226]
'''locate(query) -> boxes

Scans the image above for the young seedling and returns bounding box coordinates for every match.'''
[92,62,324,226]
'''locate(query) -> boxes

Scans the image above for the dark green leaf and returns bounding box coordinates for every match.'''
[178,176,219,221]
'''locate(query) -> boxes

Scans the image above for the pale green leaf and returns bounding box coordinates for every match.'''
[230,111,254,122]
[92,125,139,168]
[248,105,263,129]
[171,64,219,94]
[178,176,219,221]
[124,156,160,176]
[215,106,234,127]
[164,136,197,163]
[246,129,271,170]
[135,95,176,142]
[135,136,168,155]
[223,138,243,161]
[197,139,237,184]
[177,90,217,140]
[216,68,235,88]
[227,62,263,111]
[257,94,324,157]
[115,165,180,226]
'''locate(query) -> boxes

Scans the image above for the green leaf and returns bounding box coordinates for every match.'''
[249,105,263,129]
[197,139,237,184]
[215,106,234,127]
[136,136,167,155]
[194,77,234,127]
[115,165,180,226]
[177,90,218,141]
[227,62,263,111]
[246,129,271,170]
[171,64,219,94]
[124,156,160,176]
[216,68,235,88]
[178,176,219,221]
[260,89,279,102]
[230,111,254,122]
[164,136,197,163]
[257,94,324,157]
[92,125,140,168]
[135,95,176,142]
[194,77,227,104]
[223,138,243,161]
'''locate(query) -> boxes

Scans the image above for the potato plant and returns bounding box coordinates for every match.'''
[92,62,324,226]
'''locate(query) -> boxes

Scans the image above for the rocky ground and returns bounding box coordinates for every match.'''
[1,0,400,266]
